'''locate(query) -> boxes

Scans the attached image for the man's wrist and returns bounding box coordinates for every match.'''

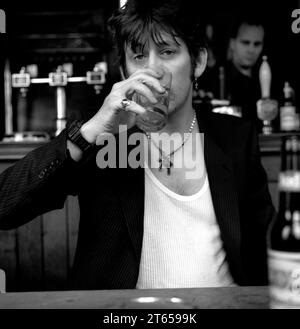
[67,120,94,152]
[67,140,83,162]
[80,121,99,144]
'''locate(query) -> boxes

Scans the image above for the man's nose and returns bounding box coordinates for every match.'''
[144,52,164,77]
[247,44,256,54]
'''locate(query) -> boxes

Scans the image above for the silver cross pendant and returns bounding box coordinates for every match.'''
[158,155,173,175]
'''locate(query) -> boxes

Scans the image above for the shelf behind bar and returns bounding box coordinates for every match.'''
[259,132,300,154]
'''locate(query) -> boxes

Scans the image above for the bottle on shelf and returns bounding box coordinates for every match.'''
[280,81,299,132]
[267,135,300,308]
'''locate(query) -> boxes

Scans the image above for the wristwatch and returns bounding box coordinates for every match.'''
[67,120,94,153]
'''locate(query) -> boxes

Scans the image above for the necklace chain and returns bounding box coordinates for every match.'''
[144,111,197,175]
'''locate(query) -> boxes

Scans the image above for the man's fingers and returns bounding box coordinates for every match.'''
[117,98,147,116]
[126,81,158,103]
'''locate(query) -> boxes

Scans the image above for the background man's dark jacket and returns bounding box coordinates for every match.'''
[0,110,276,289]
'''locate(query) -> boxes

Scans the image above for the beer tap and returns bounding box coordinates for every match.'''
[256,56,278,135]
[50,65,68,136]
[18,67,30,97]
[87,62,107,95]
[9,62,107,140]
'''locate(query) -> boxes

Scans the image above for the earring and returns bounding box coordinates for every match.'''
[193,77,199,91]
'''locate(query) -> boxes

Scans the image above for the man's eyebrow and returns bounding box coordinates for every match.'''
[156,38,182,49]
[159,40,180,47]
[126,43,145,53]
[126,37,182,54]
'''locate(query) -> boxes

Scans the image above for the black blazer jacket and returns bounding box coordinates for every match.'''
[0,110,276,289]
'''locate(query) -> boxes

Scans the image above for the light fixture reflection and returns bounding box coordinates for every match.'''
[133,296,183,304]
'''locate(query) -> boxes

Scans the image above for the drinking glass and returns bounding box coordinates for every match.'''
[134,68,172,132]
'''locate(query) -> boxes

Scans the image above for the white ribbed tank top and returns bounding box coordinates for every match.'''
[136,166,235,289]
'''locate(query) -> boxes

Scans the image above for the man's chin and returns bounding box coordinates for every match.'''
[242,60,256,68]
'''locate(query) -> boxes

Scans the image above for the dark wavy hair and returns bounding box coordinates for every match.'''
[230,13,265,39]
[108,0,207,73]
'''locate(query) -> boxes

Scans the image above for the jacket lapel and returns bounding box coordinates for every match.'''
[115,128,145,265]
[198,113,244,281]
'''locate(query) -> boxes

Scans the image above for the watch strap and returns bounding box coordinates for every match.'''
[67,120,93,152]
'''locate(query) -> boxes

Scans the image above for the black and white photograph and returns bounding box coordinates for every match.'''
[0,0,300,324]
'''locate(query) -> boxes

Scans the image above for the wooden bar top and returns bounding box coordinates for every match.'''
[0,140,47,160]
[0,286,270,309]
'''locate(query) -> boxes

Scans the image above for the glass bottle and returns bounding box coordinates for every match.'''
[280,82,299,132]
[267,135,300,308]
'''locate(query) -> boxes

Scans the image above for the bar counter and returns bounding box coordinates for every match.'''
[0,286,270,308]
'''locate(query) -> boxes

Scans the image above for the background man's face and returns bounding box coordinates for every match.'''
[231,24,264,69]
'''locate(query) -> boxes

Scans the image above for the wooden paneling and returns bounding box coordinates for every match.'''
[43,206,68,291]
[0,229,17,291]
[0,198,80,292]
[0,158,18,292]
[0,147,80,292]
[17,216,43,291]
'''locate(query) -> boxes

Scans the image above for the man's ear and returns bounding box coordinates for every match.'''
[194,48,208,78]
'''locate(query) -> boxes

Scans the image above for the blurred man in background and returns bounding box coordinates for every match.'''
[200,15,265,127]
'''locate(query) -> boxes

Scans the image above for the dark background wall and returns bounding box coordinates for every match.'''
[0,0,300,138]
[0,1,119,138]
